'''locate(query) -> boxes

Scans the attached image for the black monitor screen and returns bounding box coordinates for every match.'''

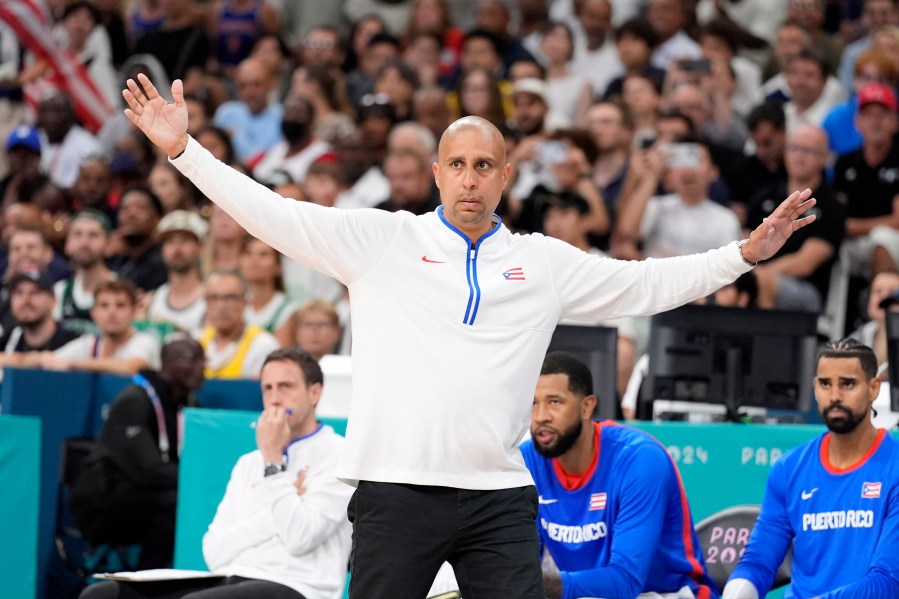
[641,305,818,418]
[884,312,899,412]
[548,325,618,420]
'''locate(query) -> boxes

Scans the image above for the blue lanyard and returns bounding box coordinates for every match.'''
[132,374,172,463]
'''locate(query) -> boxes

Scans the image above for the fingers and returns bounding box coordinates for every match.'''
[122,107,140,128]
[172,79,185,107]
[137,72,160,99]
[125,78,148,107]
[793,213,817,230]
[790,197,816,219]
[775,188,811,215]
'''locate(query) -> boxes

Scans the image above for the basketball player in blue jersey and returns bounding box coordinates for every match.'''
[724,339,899,599]
[521,352,718,599]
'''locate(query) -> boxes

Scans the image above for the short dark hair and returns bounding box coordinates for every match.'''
[195,125,236,164]
[261,348,324,387]
[120,185,164,217]
[699,18,741,54]
[94,278,138,306]
[464,28,505,58]
[540,352,594,398]
[62,1,100,23]
[734,271,759,307]
[790,49,829,79]
[614,17,658,49]
[657,108,696,135]
[251,32,291,60]
[746,102,786,132]
[816,338,878,381]
[592,99,635,130]
[366,31,401,52]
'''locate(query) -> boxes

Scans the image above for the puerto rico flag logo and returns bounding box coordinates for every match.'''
[589,492,607,511]
[862,482,882,499]
[503,267,526,281]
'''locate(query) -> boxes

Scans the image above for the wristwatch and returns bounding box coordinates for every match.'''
[263,460,286,477]
[736,239,758,267]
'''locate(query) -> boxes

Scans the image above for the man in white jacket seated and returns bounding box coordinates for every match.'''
[79,348,353,599]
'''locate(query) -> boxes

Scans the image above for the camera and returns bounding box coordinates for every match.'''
[539,140,568,165]
[680,58,712,75]
[667,143,701,168]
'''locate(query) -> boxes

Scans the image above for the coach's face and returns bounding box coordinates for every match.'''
[531,373,593,459]
[433,118,511,242]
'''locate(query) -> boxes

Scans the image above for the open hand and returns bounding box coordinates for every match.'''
[742,188,817,264]
[122,73,189,158]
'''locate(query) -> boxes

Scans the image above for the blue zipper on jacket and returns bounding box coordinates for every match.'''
[437,206,501,325]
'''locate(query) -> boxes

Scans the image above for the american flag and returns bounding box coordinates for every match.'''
[862,482,882,499]
[503,267,525,281]
[0,0,114,133]
[589,492,607,511]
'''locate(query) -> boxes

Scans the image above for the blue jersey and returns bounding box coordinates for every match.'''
[521,422,717,599]
[730,429,899,598]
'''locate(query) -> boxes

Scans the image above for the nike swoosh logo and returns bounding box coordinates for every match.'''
[538,496,558,505]
[125,426,141,439]
[801,488,818,500]
[421,256,447,264]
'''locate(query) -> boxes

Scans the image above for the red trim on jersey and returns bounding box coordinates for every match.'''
[820,428,887,474]
[552,421,602,491]
[669,458,710,595]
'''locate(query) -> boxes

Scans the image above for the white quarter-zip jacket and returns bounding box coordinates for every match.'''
[173,137,752,490]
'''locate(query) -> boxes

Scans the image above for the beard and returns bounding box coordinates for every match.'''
[17,313,45,328]
[71,254,102,269]
[122,231,151,246]
[533,419,582,459]
[822,403,868,435]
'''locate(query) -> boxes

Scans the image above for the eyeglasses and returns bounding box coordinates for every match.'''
[857,71,888,84]
[360,93,392,107]
[785,144,825,156]
[303,38,335,50]
[205,294,244,304]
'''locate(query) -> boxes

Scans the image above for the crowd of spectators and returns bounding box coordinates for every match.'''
[2,0,899,399]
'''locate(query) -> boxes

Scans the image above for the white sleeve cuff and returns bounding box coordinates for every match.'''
[722,578,759,599]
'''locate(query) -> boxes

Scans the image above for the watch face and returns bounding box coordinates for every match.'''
[264,463,281,477]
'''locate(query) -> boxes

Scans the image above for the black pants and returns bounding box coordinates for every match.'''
[78,576,306,599]
[347,482,544,599]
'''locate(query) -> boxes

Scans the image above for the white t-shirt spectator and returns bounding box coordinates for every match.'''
[54,330,162,370]
[641,193,741,258]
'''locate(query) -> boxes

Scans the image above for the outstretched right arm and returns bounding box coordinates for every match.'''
[122,75,400,284]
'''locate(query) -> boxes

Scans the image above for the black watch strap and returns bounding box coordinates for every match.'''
[263,460,286,477]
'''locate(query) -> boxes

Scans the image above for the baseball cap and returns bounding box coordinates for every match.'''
[512,78,548,103]
[157,210,209,242]
[536,188,590,215]
[858,83,898,112]
[72,208,112,232]
[7,265,55,295]
[6,126,41,154]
